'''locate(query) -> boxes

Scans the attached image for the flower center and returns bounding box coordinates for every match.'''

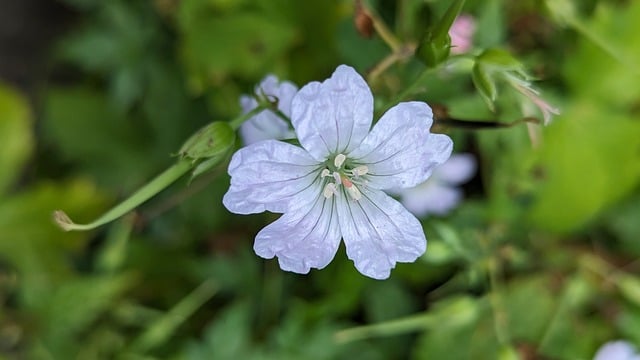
[321,153,368,201]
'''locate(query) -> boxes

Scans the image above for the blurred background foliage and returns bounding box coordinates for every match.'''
[1,0,639,359]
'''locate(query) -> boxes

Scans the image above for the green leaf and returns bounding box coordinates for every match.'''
[563,1,640,107]
[43,87,156,188]
[538,275,606,359]
[0,179,109,307]
[471,63,497,110]
[183,301,253,360]
[336,19,388,72]
[0,83,33,195]
[38,274,135,356]
[528,102,640,232]
[476,48,523,72]
[503,276,556,343]
[475,0,505,48]
[413,297,498,360]
[604,195,640,255]
[178,12,296,89]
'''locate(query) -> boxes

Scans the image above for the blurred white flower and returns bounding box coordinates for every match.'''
[393,154,476,217]
[224,65,453,279]
[449,14,476,55]
[239,75,298,145]
[594,341,640,360]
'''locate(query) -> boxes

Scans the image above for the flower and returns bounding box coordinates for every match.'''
[594,341,640,360]
[223,65,453,279]
[239,75,298,145]
[449,14,476,55]
[393,153,476,217]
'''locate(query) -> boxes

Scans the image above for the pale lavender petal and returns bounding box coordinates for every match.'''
[400,183,463,217]
[337,188,426,280]
[432,153,476,185]
[349,102,453,190]
[594,341,640,360]
[223,140,321,215]
[240,94,258,114]
[239,110,292,145]
[276,81,298,116]
[239,75,298,145]
[291,65,373,160]
[254,195,341,274]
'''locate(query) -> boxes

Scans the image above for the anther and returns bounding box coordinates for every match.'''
[321,169,331,178]
[332,172,341,185]
[334,153,346,169]
[323,183,338,198]
[346,185,362,201]
[351,165,369,177]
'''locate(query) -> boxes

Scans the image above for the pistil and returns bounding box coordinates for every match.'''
[321,154,366,200]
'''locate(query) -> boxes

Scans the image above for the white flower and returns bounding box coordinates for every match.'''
[239,75,298,145]
[594,341,640,360]
[223,65,453,279]
[393,154,476,217]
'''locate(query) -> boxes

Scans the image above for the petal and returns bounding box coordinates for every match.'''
[337,187,426,280]
[275,81,298,116]
[239,110,292,145]
[254,74,298,117]
[432,153,476,185]
[223,140,322,214]
[239,76,298,145]
[349,102,453,190]
[291,65,373,160]
[594,341,640,360]
[254,194,341,274]
[399,183,463,217]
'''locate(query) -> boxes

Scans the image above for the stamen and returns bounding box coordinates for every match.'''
[332,172,341,185]
[341,176,353,188]
[323,183,338,198]
[321,169,331,178]
[351,165,369,177]
[334,153,346,169]
[346,185,362,201]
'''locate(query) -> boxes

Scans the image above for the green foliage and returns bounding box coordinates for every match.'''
[2,0,640,359]
[0,84,33,194]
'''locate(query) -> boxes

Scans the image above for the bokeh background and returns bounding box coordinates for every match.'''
[1,0,640,359]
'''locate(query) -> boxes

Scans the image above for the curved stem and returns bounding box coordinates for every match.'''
[228,105,268,130]
[54,159,193,231]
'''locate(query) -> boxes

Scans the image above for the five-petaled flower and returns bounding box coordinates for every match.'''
[223,65,453,279]
[239,75,298,145]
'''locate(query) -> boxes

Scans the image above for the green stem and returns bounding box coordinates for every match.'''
[228,105,268,130]
[334,313,434,344]
[129,279,219,353]
[54,159,193,231]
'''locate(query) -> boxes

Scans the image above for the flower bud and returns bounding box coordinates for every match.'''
[416,32,452,68]
[415,0,465,67]
[179,121,235,162]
